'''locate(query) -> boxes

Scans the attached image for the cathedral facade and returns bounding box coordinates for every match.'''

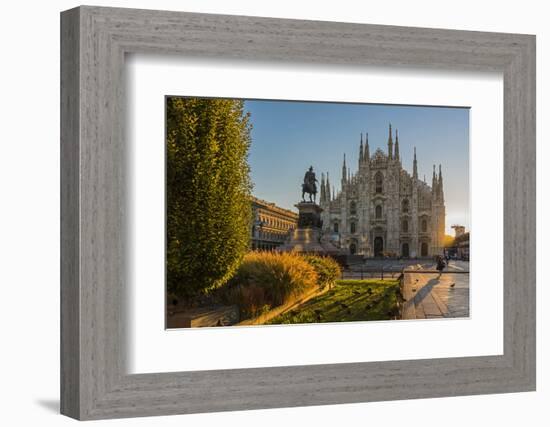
[319,124,446,258]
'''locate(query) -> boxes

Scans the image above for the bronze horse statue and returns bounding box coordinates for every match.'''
[302,166,318,203]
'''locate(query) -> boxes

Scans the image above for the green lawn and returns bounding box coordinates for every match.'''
[266,279,401,325]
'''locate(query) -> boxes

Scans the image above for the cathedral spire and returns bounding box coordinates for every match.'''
[342,153,347,182]
[320,172,326,203]
[387,123,393,160]
[432,164,437,194]
[365,132,370,163]
[326,172,331,201]
[394,129,400,161]
[359,133,364,164]
[413,146,418,179]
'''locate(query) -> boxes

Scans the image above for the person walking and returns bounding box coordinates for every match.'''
[436,255,446,278]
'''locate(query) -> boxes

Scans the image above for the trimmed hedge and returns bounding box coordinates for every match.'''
[166,97,252,301]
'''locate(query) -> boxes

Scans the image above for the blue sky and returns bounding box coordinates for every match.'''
[244,100,470,235]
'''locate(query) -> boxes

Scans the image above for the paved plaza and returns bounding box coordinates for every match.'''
[402,260,470,319]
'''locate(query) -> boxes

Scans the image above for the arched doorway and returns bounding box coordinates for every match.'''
[402,243,410,258]
[349,242,357,255]
[374,237,384,257]
[420,242,428,257]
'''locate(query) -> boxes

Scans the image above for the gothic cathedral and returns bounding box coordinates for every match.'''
[319,124,446,258]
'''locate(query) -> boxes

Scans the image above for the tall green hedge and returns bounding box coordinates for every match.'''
[166,97,253,301]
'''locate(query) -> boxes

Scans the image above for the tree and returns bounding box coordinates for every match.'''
[443,234,455,248]
[166,97,253,301]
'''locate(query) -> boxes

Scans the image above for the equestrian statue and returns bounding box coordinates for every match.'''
[302,166,318,203]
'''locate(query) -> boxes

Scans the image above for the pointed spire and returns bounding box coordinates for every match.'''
[387,123,393,160]
[413,146,418,179]
[359,133,364,163]
[342,153,347,181]
[432,164,437,193]
[394,129,400,161]
[320,172,326,203]
[326,172,331,201]
[365,132,370,162]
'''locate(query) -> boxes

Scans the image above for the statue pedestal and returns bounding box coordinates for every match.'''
[296,202,323,229]
[278,202,343,255]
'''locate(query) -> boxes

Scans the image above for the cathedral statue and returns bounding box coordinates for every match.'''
[302,166,318,203]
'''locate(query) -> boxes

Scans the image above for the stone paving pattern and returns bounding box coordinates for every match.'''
[402,261,470,319]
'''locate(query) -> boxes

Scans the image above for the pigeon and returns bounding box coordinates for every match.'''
[450,283,456,288]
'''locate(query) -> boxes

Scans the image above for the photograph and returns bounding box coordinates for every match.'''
[165,96,471,328]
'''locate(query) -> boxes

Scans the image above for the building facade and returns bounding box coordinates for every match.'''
[449,225,470,260]
[319,124,446,258]
[251,197,298,250]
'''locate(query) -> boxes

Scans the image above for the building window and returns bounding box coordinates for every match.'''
[375,171,383,193]
[350,222,356,233]
[421,219,428,232]
[350,201,357,215]
[402,199,409,213]
[402,219,408,233]
[333,222,339,233]
[375,205,382,219]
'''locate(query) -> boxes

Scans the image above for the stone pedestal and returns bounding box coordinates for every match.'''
[278,202,344,255]
[296,202,323,229]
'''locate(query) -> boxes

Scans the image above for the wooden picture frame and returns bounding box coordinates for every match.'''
[60,5,536,420]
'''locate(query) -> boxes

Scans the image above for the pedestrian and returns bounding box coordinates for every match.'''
[436,255,445,277]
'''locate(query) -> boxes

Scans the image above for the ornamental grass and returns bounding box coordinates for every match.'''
[222,251,319,318]
[302,255,342,289]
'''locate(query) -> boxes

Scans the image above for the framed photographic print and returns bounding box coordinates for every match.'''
[61,5,536,420]
[163,96,470,330]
